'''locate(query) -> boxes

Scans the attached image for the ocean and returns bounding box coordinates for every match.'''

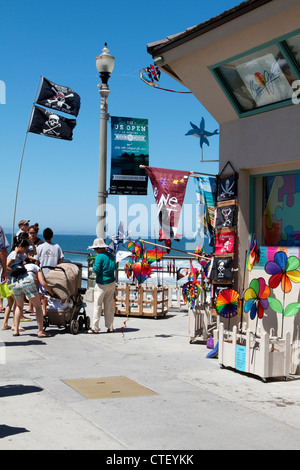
[6,233,213,287]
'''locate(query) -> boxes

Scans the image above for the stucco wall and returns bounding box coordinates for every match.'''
[220,103,300,339]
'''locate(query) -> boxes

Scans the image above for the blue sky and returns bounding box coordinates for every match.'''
[0,0,242,236]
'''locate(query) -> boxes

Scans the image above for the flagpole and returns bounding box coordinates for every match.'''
[139,239,211,261]
[11,76,42,246]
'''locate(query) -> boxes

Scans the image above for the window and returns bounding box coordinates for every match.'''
[285,33,300,67]
[211,30,300,117]
[251,172,300,247]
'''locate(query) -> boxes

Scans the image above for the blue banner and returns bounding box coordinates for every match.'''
[110,116,149,195]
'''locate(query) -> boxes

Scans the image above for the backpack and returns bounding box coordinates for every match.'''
[10,260,27,280]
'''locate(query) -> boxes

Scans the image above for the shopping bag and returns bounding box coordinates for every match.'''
[0,283,13,298]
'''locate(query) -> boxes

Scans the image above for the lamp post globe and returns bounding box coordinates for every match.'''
[96,43,114,240]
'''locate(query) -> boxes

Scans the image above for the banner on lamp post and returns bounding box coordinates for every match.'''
[110,116,149,195]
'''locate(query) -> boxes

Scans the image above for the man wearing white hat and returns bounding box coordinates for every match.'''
[87,238,116,333]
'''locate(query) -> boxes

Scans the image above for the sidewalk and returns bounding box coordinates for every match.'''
[0,300,300,450]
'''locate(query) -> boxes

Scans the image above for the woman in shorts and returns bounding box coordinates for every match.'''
[8,240,54,337]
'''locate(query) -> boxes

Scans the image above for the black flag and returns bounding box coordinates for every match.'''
[36,77,81,116]
[28,106,76,141]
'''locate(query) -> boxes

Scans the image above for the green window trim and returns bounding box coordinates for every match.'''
[249,169,300,252]
[209,28,300,118]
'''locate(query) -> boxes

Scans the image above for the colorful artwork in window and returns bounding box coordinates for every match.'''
[253,172,300,247]
[215,44,296,113]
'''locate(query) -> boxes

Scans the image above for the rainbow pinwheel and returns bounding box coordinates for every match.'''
[132,261,152,285]
[127,241,145,261]
[265,251,300,293]
[124,260,133,279]
[244,277,270,320]
[182,281,201,309]
[216,289,240,318]
[247,234,260,271]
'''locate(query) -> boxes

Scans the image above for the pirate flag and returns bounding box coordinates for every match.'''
[28,106,76,141]
[36,77,81,117]
[215,202,236,229]
[208,256,233,282]
[217,173,237,202]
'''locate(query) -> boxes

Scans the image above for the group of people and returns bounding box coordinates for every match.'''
[0,220,117,337]
[0,220,64,337]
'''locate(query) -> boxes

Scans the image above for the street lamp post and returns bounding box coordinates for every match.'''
[96,43,115,240]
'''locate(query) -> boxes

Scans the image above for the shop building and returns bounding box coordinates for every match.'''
[147,0,300,367]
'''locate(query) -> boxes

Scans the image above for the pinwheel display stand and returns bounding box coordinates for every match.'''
[114,282,168,318]
[188,297,219,344]
[218,323,291,381]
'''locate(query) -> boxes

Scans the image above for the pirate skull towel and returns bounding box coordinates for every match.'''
[208,256,233,282]
[36,77,81,117]
[215,203,236,229]
[217,173,237,202]
[215,230,235,255]
[28,106,76,141]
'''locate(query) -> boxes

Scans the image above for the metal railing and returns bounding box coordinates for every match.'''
[63,251,197,289]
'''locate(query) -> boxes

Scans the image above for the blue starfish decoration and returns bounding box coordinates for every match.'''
[185,117,219,149]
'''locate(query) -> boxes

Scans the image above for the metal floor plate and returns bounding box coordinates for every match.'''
[62,376,157,399]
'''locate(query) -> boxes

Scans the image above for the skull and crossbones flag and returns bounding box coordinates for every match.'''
[36,77,81,117]
[28,106,76,141]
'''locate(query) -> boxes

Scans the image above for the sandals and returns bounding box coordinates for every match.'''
[86,329,100,334]
[107,328,114,333]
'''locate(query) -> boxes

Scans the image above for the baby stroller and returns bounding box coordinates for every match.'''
[42,262,90,334]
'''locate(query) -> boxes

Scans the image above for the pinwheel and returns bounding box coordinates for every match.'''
[127,241,145,261]
[247,234,260,271]
[244,278,270,320]
[132,261,152,285]
[216,289,240,318]
[188,260,199,284]
[265,251,300,293]
[124,260,133,279]
[182,281,201,309]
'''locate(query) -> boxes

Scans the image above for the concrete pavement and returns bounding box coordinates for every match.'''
[0,300,300,451]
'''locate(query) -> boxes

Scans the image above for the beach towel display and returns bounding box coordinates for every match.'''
[209,162,239,320]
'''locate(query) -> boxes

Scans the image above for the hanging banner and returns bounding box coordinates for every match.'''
[36,77,81,117]
[28,106,76,141]
[194,176,217,242]
[145,166,190,239]
[110,116,149,195]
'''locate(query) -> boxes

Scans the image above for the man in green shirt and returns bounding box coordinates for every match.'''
[87,238,116,333]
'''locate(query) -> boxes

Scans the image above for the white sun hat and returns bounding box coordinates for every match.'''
[88,238,109,250]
